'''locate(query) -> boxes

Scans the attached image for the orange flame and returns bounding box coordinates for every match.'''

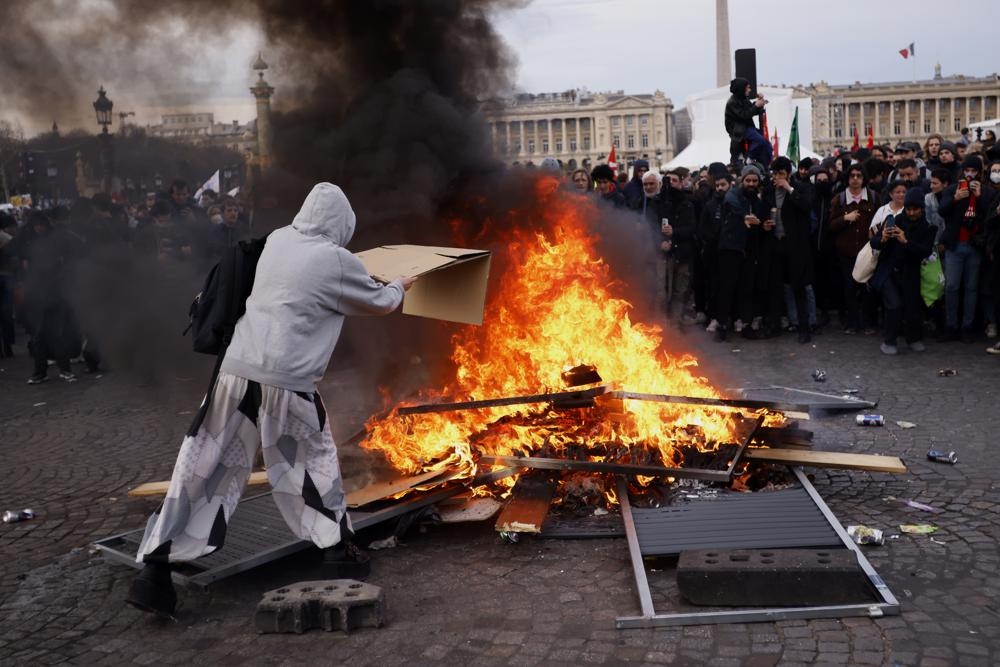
[362,177,740,476]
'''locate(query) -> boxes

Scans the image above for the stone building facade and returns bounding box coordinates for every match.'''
[804,66,1000,154]
[481,89,675,170]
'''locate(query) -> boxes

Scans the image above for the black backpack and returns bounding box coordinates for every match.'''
[185,235,268,355]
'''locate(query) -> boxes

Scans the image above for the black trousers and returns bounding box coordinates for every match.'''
[29,300,73,376]
[880,271,924,345]
[716,249,755,328]
[0,275,14,352]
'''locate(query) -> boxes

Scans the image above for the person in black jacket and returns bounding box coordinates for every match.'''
[590,164,626,208]
[699,175,732,332]
[938,156,991,341]
[714,164,772,341]
[660,169,698,325]
[763,156,816,343]
[725,77,771,168]
[622,159,650,210]
[870,188,936,354]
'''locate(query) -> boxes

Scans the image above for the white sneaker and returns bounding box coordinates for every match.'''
[694,312,707,324]
[987,341,1000,355]
[880,343,898,355]
[987,323,998,339]
[734,319,744,333]
[780,316,789,329]
[909,341,926,352]
[705,319,719,333]
[751,316,763,331]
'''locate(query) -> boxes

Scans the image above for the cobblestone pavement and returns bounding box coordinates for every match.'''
[1,327,997,666]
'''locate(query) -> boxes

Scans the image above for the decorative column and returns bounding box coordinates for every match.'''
[547,119,554,156]
[505,123,511,158]
[250,52,275,169]
[715,0,732,87]
[904,98,910,139]
[561,119,567,157]
[519,120,526,157]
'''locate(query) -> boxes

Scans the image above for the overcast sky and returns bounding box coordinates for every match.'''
[13,0,1000,135]
[493,0,1000,105]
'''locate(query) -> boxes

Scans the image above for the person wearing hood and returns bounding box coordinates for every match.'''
[724,77,771,168]
[622,159,650,210]
[869,188,935,354]
[127,183,416,618]
[938,156,991,342]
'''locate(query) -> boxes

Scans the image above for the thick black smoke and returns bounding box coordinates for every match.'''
[1,1,527,392]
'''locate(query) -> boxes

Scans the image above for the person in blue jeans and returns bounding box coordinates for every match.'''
[725,77,772,169]
[939,157,990,342]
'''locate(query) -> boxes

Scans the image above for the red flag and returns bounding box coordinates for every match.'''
[607,144,617,176]
[852,127,860,151]
[899,48,909,59]
[772,129,779,157]
[866,126,874,149]
[761,111,770,142]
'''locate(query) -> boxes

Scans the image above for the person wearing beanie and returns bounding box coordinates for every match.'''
[659,169,699,327]
[713,164,771,342]
[869,187,935,354]
[938,156,990,342]
[724,77,772,168]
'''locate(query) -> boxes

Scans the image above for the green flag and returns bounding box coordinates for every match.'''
[787,107,800,165]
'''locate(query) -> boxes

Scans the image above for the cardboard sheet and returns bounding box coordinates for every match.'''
[356,244,491,325]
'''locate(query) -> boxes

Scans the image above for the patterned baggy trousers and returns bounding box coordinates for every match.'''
[136,372,348,563]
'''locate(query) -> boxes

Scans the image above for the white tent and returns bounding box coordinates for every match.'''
[665,86,817,170]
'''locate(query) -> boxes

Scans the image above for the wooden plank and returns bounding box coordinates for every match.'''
[479,455,732,482]
[396,385,611,415]
[346,467,462,508]
[128,467,463,504]
[610,391,812,415]
[129,471,270,497]
[744,448,907,474]
[495,471,557,533]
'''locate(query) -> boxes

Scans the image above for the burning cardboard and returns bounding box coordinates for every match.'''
[356,244,491,325]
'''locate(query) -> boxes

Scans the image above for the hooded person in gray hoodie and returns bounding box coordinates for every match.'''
[127,183,414,618]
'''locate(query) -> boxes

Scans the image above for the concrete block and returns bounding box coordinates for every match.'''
[254,579,385,633]
[676,549,876,607]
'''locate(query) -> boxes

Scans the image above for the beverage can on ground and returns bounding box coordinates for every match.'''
[2,509,35,523]
[856,414,885,426]
[926,450,958,464]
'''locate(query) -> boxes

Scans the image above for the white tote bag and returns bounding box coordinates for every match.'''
[852,243,880,284]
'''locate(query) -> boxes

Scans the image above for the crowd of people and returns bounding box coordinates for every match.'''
[562,128,1000,356]
[0,179,252,384]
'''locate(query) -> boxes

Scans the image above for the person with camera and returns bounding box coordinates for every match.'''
[724,78,771,169]
[938,156,991,342]
[869,188,935,355]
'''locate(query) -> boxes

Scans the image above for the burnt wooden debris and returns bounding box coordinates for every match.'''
[744,448,907,474]
[494,471,559,534]
[396,385,611,416]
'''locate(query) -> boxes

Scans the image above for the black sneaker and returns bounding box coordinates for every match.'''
[961,329,976,344]
[741,327,759,340]
[937,328,959,343]
[125,562,177,619]
[321,542,371,580]
[798,331,812,344]
[714,327,728,343]
[27,374,48,385]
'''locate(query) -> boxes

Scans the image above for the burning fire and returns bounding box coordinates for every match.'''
[362,177,745,479]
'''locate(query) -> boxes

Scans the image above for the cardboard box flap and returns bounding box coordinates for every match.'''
[356,244,491,326]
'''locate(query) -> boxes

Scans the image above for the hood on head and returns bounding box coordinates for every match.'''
[730,77,750,95]
[291,183,356,246]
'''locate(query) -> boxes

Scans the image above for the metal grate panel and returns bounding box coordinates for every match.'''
[633,488,842,556]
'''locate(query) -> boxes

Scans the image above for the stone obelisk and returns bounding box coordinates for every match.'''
[715,0,732,87]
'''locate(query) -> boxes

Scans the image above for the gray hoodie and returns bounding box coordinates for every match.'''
[221,183,404,392]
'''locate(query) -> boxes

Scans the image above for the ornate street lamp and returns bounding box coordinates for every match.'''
[93,86,114,193]
[93,86,114,134]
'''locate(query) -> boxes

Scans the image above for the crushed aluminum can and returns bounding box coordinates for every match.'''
[2,509,35,523]
[937,369,958,377]
[812,369,827,382]
[856,414,885,426]
[847,525,884,545]
[927,449,959,464]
